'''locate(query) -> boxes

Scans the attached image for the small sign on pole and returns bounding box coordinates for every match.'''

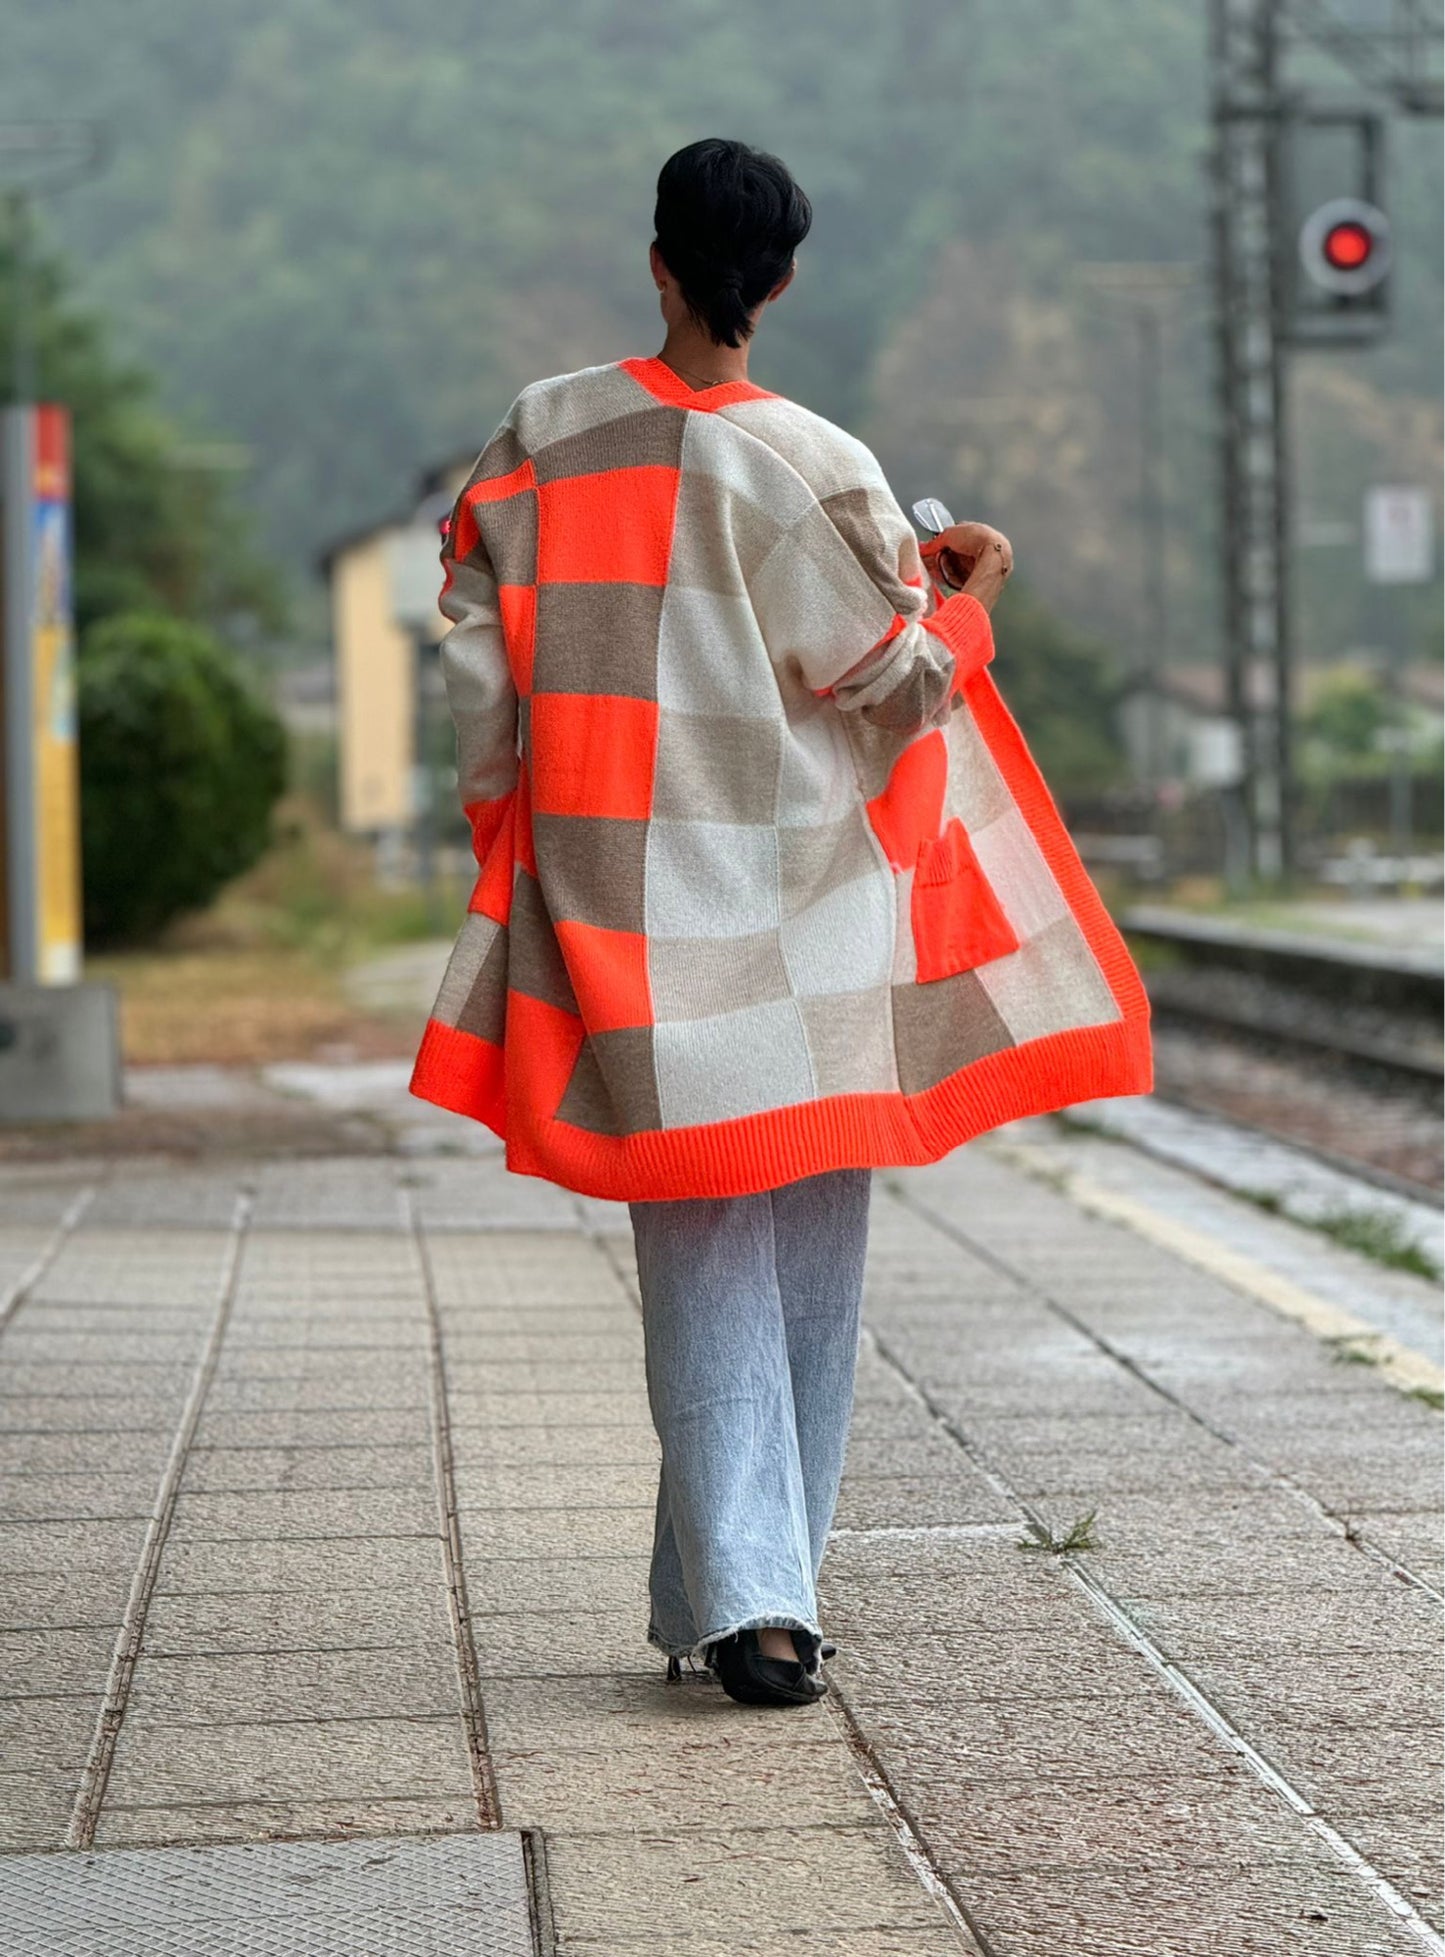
[1,404,83,984]
[1363,486,1435,586]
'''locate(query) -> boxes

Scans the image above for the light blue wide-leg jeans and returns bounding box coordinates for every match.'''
[628,1166,872,1662]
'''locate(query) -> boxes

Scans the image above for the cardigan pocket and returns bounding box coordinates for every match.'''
[910,816,1020,983]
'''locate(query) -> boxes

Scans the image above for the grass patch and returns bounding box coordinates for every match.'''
[89,797,469,1067]
[1237,1187,1284,1215]
[1316,1205,1441,1283]
[1325,1333,1384,1368]
[1019,1510,1100,1555]
[1408,1385,1445,1411]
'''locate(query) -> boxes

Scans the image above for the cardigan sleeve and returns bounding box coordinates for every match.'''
[437,484,520,866]
[748,469,995,739]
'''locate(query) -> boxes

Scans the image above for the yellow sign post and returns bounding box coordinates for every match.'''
[2,403,82,982]
[0,401,117,1120]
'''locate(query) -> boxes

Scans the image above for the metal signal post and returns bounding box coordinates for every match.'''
[1207,0,1441,885]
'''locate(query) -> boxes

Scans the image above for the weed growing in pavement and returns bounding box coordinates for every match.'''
[1314,1205,1441,1283]
[1407,1385,1445,1411]
[1326,1333,1384,1368]
[1238,1187,1283,1214]
[1019,1510,1100,1555]
[1236,1188,1438,1281]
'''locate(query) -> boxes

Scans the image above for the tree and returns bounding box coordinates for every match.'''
[0,216,283,640]
[77,613,287,945]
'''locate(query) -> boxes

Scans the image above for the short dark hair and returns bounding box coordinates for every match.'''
[653,138,812,349]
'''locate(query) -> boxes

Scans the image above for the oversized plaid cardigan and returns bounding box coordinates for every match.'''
[409,353,1152,1198]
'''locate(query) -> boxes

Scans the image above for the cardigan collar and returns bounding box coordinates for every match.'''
[619,354,777,412]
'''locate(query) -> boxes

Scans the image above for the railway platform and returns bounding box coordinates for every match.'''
[1,1066,1441,1955]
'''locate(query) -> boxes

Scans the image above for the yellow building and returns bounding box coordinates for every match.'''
[320,453,475,836]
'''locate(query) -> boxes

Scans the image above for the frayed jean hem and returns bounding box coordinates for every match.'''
[647,1612,822,1665]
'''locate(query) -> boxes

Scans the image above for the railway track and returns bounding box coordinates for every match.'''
[1121,907,1444,1203]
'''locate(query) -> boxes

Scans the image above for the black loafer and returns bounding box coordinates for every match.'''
[706,1629,829,1707]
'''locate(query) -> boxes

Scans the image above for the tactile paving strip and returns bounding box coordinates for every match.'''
[0,1830,538,1956]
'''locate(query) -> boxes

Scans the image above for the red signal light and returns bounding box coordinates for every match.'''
[1299,197,1391,297]
[1321,221,1372,271]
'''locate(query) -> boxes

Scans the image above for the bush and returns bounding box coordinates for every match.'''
[79,612,287,946]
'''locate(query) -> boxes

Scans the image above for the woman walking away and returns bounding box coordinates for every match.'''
[411,138,1153,1707]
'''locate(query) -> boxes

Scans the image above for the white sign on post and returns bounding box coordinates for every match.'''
[1363,487,1435,585]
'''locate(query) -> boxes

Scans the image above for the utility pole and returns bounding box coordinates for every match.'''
[1210,0,1291,883]
[1208,0,1441,888]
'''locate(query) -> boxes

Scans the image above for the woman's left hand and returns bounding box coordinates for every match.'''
[923,520,1014,610]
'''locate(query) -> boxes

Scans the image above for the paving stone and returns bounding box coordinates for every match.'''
[858,1691,1246,1788]
[456,1504,652,1560]
[123,1643,461,1726]
[83,1175,245,1230]
[102,1711,472,1806]
[1179,1651,1443,1734]
[450,1462,657,1511]
[480,1672,844,1752]
[0,1516,150,1574]
[462,1555,649,1619]
[221,1323,424,1352]
[967,1855,1425,1955]
[445,1390,653,1429]
[543,1825,952,1942]
[247,1164,409,1230]
[0,1399,182,1436]
[195,1407,428,1449]
[0,1363,199,1401]
[204,1376,428,1414]
[1330,1804,1445,1928]
[214,1349,431,1386]
[441,1331,644,1368]
[1279,1446,1445,1515]
[168,1486,437,1540]
[504,1937,969,1957]
[1207,1390,1442,1446]
[450,1423,659,1469]
[1245,1716,1445,1811]
[0,1571,130,1631]
[91,1792,479,1848]
[0,1693,102,1769]
[1082,1527,1379,1601]
[929,1769,1314,1876]
[493,1730,878,1834]
[832,1474,1016,1531]
[180,1442,436,1493]
[841,1430,975,1480]
[30,1232,233,1305]
[141,1584,454,1656]
[0,1473,159,1521]
[0,1626,119,1696]
[1123,1586,1444,1658]
[444,1360,643,1397]
[0,1432,169,1477]
[820,1549,1080,1646]
[0,1767,79,1850]
[470,1611,655,1679]
[826,1626,1159,1707]
[1349,1513,1445,1578]
[152,1535,446,1594]
[437,1306,637,1338]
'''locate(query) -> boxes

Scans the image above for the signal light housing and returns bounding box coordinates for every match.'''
[1298,196,1391,297]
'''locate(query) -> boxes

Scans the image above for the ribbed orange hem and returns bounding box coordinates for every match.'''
[410,1010,1152,1202]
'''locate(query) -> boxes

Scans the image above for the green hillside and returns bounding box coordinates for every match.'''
[5,1,1439,664]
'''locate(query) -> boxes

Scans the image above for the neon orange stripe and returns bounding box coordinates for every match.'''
[466,458,536,505]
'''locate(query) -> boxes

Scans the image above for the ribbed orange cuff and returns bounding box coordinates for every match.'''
[923,591,995,689]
